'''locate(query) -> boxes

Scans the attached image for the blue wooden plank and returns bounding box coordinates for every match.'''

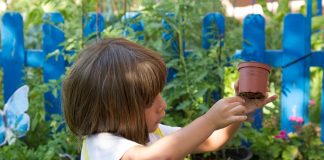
[26,50,44,68]
[235,49,284,67]
[42,12,65,118]
[281,14,310,132]
[322,70,324,142]
[241,14,266,129]
[122,12,144,41]
[162,12,180,55]
[264,50,284,67]
[202,13,225,101]
[202,13,225,49]
[305,0,311,54]
[83,12,104,39]
[317,0,322,15]
[241,14,266,64]
[310,51,324,67]
[316,0,324,142]
[162,13,178,82]
[1,12,25,102]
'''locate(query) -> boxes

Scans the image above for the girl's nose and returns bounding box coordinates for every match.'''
[158,100,166,112]
[162,95,167,107]
[160,106,166,113]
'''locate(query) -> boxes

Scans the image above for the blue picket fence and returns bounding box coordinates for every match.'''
[0,12,104,120]
[235,0,323,139]
[1,0,324,142]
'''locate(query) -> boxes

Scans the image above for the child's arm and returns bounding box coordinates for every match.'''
[122,96,247,160]
[192,94,277,153]
[191,122,242,153]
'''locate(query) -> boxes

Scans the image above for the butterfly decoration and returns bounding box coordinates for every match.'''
[0,85,29,146]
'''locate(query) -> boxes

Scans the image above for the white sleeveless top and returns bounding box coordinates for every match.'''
[81,124,180,160]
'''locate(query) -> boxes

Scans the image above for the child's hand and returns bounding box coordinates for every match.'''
[204,96,247,130]
[234,80,277,122]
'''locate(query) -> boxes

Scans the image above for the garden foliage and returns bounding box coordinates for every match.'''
[0,0,324,159]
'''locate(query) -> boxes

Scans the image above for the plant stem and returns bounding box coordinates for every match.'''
[177,2,194,102]
[217,39,224,97]
[81,0,85,48]
[124,0,127,17]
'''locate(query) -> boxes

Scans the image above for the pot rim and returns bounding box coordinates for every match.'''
[238,61,271,73]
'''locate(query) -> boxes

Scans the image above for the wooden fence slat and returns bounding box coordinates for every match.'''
[264,50,283,67]
[26,50,44,68]
[83,13,104,38]
[42,12,65,119]
[202,12,224,49]
[202,12,225,101]
[310,51,324,67]
[1,12,25,102]
[122,12,144,41]
[241,14,266,129]
[281,13,310,132]
[162,12,179,55]
[242,14,266,64]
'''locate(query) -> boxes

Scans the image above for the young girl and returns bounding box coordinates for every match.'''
[62,38,276,160]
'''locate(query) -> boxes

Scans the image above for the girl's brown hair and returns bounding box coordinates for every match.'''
[62,38,167,144]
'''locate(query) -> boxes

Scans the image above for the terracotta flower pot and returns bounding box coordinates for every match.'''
[237,62,271,99]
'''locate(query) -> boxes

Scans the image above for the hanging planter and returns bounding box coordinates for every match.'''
[237,61,271,99]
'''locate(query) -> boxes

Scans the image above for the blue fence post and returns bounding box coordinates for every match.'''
[241,14,266,129]
[307,0,324,142]
[42,13,65,119]
[242,14,266,64]
[202,12,225,101]
[319,0,324,141]
[162,13,180,55]
[316,0,322,15]
[83,12,105,39]
[122,12,144,41]
[202,13,225,49]
[162,13,182,82]
[1,12,25,102]
[281,14,309,132]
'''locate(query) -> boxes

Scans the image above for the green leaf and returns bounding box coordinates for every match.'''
[282,145,299,160]
[175,100,191,110]
[312,16,324,31]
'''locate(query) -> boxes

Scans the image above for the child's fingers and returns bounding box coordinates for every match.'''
[229,115,247,123]
[229,105,247,115]
[246,114,255,122]
[260,95,277,106]
[225,102,242,112]
[224,96,245,104]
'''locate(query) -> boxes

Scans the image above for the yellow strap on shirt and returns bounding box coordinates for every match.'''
[82,138,90,160]
[153,127,164,137]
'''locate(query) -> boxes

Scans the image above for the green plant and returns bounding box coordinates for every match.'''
[234,122,324,160]
[0,115,79,160]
